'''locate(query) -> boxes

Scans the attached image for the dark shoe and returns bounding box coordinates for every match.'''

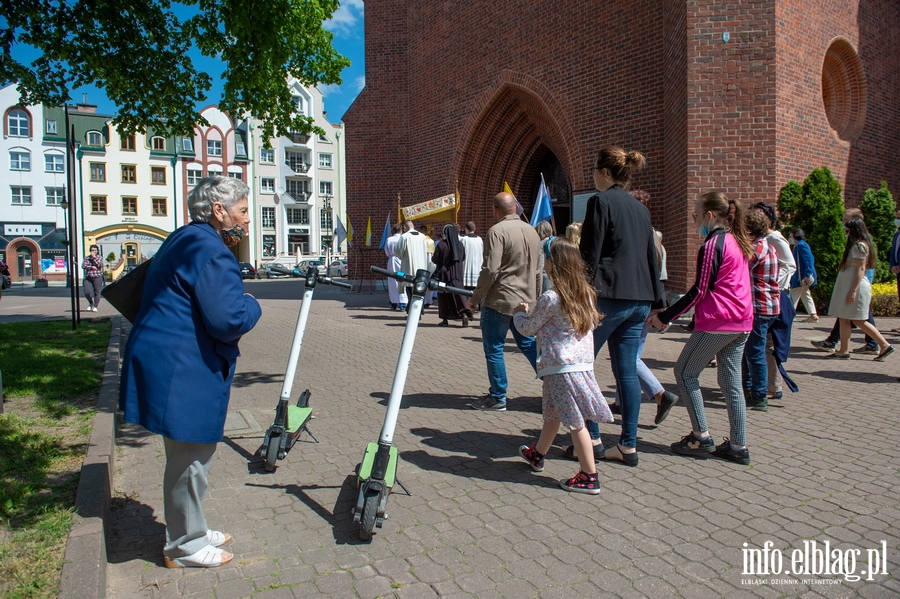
[827,353,850,359]
[603,443,638,467]
[561,443,605,463]
[852,344,879,355]
[750,398,768,412]
[608,402,621,414]
[766,391,783,400]
[810,340,836,353]
[874,345,895,362]
[654,391,679,425]
[469,395,506,411]
[518,443,545,472]
[712,438,750,465]
[437,320,449,327]
[671,432,715,457]
[559,471,601,495]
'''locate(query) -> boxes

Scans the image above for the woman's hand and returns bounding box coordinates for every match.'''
[513,302,528,314]
[801,276,814,287]
[647,313,666,330]
[845,289,857,304]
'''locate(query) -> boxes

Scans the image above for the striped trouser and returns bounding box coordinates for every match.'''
[674,331,750,446]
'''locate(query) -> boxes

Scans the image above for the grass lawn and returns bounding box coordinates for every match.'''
[0,320,111,599]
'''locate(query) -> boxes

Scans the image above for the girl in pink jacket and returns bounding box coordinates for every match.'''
[649,192,755,465]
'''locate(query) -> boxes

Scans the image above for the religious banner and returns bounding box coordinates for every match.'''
[400,193,457,221]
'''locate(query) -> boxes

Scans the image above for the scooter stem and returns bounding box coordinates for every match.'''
[279,286,314,401]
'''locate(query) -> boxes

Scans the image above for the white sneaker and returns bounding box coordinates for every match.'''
[164,544,233,568]
[92,306,98,312]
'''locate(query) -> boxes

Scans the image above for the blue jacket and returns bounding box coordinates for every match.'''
[119,222,262,444]
[890,230,900,270]
[790,240,817,289]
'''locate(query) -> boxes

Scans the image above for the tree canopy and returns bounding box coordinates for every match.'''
[0,0,351,139]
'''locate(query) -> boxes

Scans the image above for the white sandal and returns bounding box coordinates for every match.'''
[206,530,233,547]
[164,544,233,568]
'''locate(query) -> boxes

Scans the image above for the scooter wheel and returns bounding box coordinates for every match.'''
[264,436,279,472]
[359,492,378,541]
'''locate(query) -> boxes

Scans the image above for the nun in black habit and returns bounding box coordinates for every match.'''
[432,223,473,327]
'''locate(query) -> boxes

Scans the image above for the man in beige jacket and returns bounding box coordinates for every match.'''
[467,192,541,411]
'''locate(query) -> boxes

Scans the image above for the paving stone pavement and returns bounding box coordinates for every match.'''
[98,280,900,599]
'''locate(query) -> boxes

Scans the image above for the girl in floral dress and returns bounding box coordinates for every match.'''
[514,236,613,494]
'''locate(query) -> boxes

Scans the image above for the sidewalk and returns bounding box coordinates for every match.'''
[6,281,899,598]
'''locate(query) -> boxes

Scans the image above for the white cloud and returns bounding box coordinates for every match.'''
[324,0,365,37]
[354,76,365,92]
[319,83,341,97]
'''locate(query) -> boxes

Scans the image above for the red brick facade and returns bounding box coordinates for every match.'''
[344,0,900,290]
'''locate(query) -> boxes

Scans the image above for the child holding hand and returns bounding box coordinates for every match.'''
[514,236,613,494]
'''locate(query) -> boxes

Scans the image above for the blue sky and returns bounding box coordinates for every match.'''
[7,0,365,124]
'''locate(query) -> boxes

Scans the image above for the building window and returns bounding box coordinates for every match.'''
[293,96,305,115]
[287,207,309,225]
[46,187,66,205]
[90,162,106,182]
[260,178,275,193]
[10,151,30,171]
[182,138,194,152]
[318,153,332,168]
[187,169,201,185]
[319,181,333,196]
[286,179,310,199]
[151,166,166,184]
[45,153,65,172]
[260,148,274,163]
[91,195,107,214]
[228,171,242,180]
[151,136,166,151]
[121,164,137,183]
[122,196,137,215]
[152,197,167,216]
[8,109,29,137]
[46,119,57,135]
[11,186,32,205]
[121,135,136,150]
[207,140,222,156]
[87,131,103,146]
[286,151,310,172]
[261,206,275,228]
[263,235,276,257]
[318,133,330,143]
[235,142,246,156]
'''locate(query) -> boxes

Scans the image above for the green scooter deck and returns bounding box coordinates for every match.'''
[358,442,398,487]
[286,406,312,434]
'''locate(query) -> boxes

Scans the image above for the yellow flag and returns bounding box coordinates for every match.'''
[365,216,372,246]
[503,181,525,216]
[346,215,353,242]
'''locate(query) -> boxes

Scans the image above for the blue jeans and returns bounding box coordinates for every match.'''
[742,314,776,401]
[586,298,652,448]
[480,307,537,403]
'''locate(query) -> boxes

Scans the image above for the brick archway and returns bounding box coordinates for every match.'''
[456,72,581,228]
[5,237,42,279]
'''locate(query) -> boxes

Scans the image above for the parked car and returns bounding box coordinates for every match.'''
[328,260,349,277]
[239,262,259,279]
[292,260,327,277]
[260,263,293,279]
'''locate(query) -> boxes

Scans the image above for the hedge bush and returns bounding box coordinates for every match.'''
[860,181,897,284]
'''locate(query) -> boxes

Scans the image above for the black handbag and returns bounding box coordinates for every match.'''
[100,258,153,323]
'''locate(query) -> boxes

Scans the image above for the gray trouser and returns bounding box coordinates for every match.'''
[163,437,217,557]
[83,277,103,308]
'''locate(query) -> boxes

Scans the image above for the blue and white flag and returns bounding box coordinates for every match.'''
[377,213,392,250]
[529,173,553,227]
[335,216,349,249]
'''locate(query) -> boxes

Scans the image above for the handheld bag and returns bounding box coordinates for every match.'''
[100,259,153,323]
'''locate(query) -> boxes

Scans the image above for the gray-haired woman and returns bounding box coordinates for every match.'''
[120,176,261,568]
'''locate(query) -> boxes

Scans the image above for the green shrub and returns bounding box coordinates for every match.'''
[860,181,897,284]
[777,180,803,226]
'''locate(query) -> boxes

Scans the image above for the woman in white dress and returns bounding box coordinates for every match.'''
[384,223,407,310]
[827,218,893,361]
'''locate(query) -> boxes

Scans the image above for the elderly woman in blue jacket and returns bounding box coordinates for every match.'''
[789,228,818,323]
[119,177,262,568]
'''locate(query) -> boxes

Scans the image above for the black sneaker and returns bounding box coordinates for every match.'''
[712,438,750,465]
[671,432,715,456]
[750,398,768,412]
[559,471,601,495]
[469,395,507,411]
[852,344,879,355]
[518,443,545,472]
[810,340,836,353]
[654,391,679,425]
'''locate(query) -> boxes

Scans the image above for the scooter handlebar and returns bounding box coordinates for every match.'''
[270,265,293,275]
[323,277,353,289]
[370,265,472,296]
[370,265,415,284]
[434,282,473,297]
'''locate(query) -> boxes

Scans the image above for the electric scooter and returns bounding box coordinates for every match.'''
[257,266,353,472]
[352,266,473,541]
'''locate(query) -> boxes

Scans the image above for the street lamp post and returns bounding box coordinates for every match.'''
[320,194,333,268]
[60,200,76,329]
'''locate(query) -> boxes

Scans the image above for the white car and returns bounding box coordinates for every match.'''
[328,260,349,277]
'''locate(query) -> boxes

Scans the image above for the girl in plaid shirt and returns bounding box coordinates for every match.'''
[741,211,780,412]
